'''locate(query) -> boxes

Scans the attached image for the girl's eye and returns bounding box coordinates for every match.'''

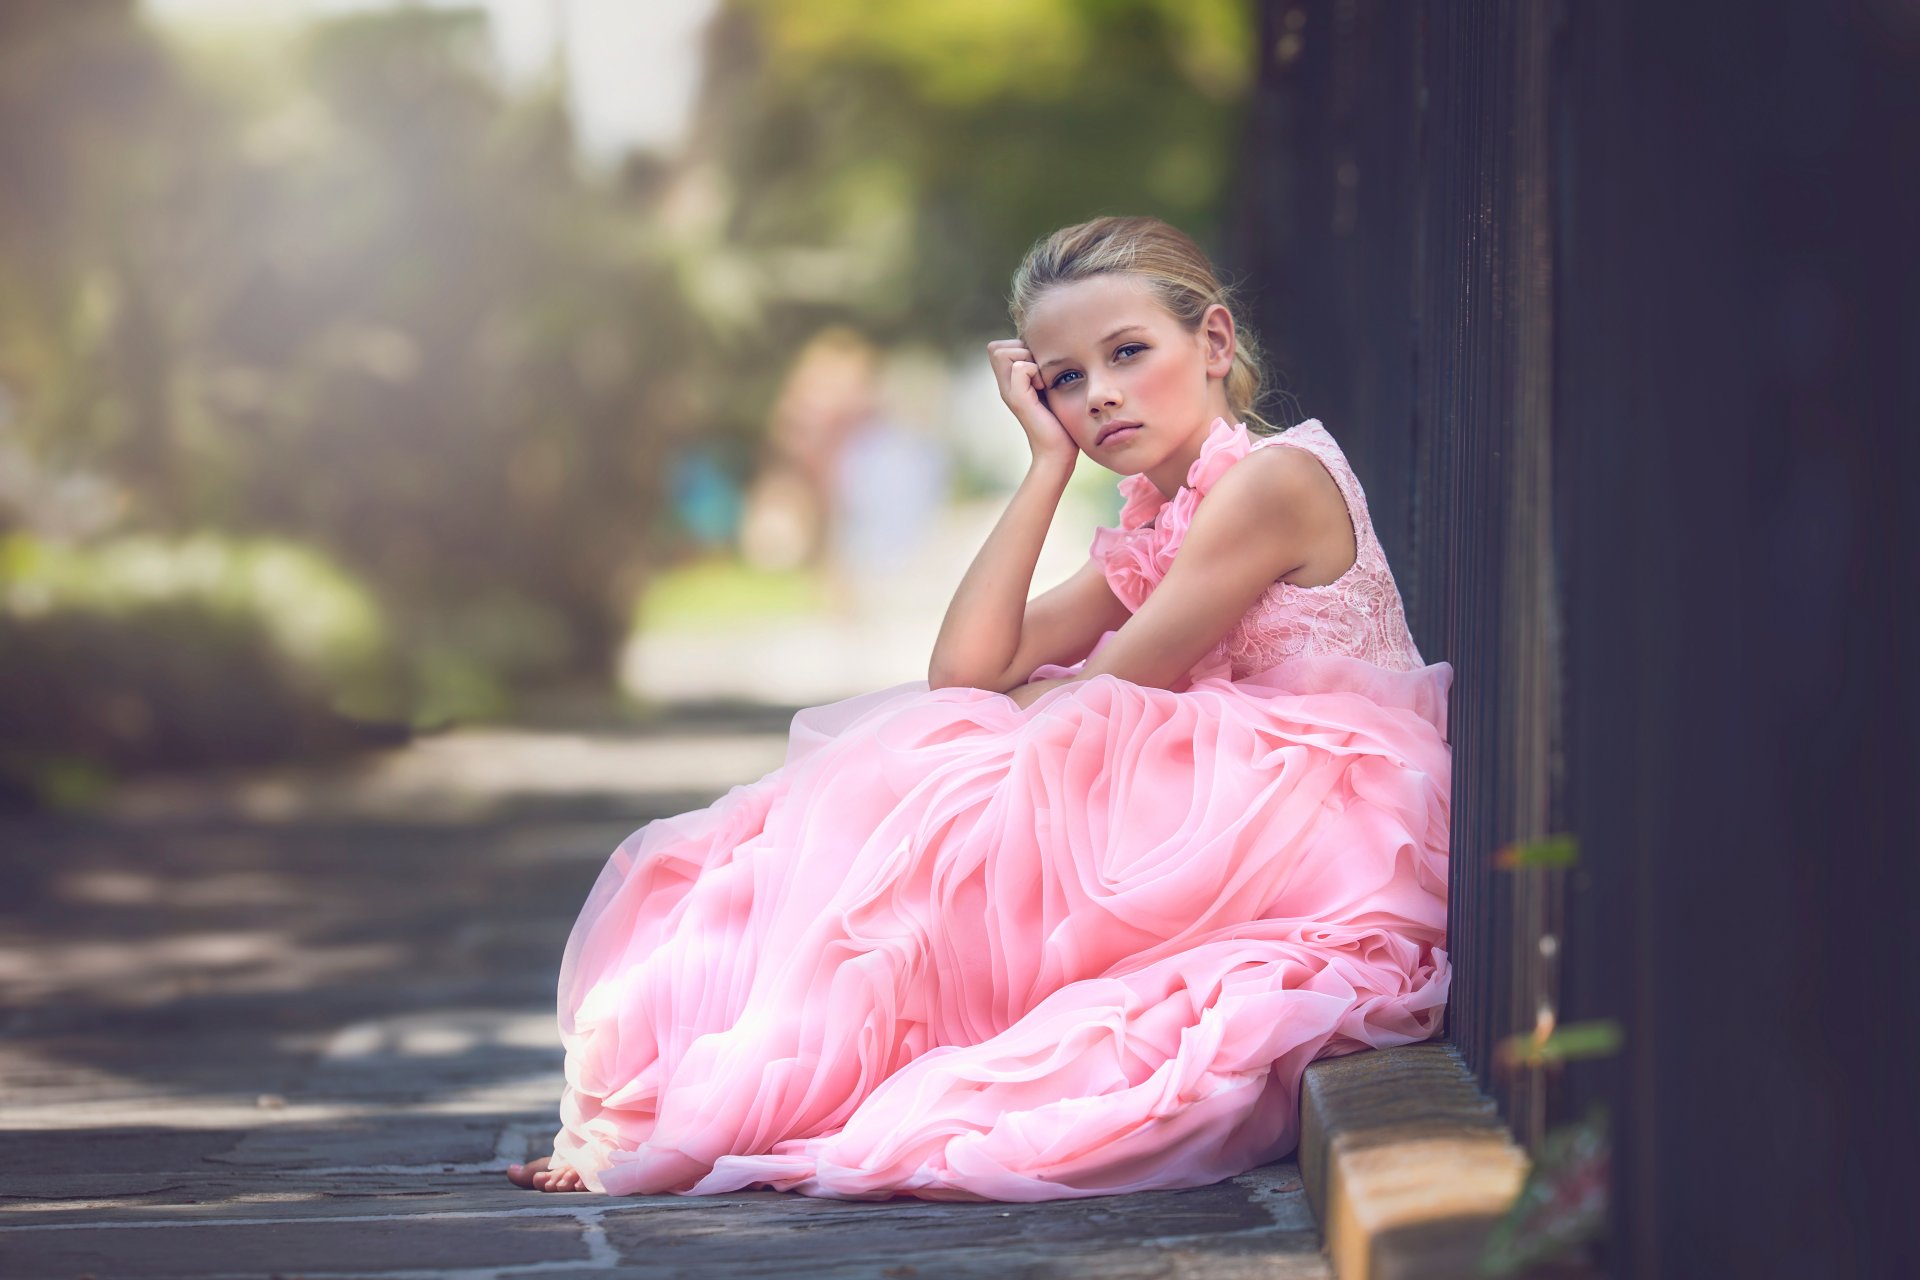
[1049,343,1146,390]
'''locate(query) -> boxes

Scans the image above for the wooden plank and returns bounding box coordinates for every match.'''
[1298,1043,1529,1280]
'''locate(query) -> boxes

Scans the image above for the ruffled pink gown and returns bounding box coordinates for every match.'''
[548,416,1453,1201]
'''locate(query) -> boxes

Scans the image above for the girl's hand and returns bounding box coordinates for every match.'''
[987,339,1079,469]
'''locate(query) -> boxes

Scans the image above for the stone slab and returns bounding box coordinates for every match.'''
[591,1165,1329,1278]
[201,1116,511,1169]
[0,1212,594,1278]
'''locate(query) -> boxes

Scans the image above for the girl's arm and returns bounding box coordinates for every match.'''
[928,339,1129,692]
[928,456,1114,690]
[1023,446,1317,698]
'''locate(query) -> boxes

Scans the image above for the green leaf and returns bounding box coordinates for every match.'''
[1499,1019,1625,1068]
[1478,1103,1611,1275]
[1495,832,1580,870]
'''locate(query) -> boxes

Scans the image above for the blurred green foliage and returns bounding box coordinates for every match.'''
[0,1,694,684]
[1,533,389,689]
[636,557,832,634]
[0,0,1251,793]
[0,532,408,808]
[711,0,1252,338]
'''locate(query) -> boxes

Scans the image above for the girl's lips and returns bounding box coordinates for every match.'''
[1099,424,1142,447]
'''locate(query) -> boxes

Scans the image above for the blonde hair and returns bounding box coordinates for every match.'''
[1007,214,1295,435]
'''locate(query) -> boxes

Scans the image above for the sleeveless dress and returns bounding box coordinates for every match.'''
[546,415,1454,1201]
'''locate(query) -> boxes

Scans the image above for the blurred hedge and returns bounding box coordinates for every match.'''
[0,532,417,809]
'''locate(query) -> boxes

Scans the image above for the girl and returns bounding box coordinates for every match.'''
[509,215,1453,1199]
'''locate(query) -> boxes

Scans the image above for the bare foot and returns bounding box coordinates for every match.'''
[506,1155,587,1192]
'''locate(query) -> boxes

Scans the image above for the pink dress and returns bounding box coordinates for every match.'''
[548,415,1454,1201]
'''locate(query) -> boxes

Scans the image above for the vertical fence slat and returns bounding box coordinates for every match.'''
[1232,0,1919,1270]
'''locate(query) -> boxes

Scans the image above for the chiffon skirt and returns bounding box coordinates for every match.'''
[548,649,1454,1201]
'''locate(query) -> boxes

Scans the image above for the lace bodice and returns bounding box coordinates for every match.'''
[1088,417,1426,679]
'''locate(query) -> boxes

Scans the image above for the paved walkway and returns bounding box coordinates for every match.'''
[0,705,1332,1278]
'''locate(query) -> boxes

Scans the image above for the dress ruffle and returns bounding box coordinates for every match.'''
[549,654,1453,1201]
[1089,416,1258,612]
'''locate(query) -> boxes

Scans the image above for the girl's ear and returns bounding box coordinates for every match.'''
[1201,304,1236,375]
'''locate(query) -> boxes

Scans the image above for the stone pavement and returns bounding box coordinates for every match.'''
[0,704,1333,1279]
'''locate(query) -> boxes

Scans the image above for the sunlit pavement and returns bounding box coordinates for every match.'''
[0,499,1332,1277]
[622,495,1112,707]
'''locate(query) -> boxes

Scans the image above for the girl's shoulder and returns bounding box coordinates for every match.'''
[1196,434,1340,530]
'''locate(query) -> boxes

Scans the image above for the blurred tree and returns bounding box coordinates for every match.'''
[0,3,707,704]
[213,9,696,686]
[685,0,1255,339]
[0,0,1255,774]
[0,0,206,507]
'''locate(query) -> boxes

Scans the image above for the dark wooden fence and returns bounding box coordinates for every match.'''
[1224,0,1918,1272]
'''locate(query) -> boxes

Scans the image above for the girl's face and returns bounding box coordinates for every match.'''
[1020,272,1236,472]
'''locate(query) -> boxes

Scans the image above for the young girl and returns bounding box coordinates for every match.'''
[508,214,1453,1200]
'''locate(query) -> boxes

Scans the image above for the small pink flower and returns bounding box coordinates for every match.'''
[1184,417,1254,496]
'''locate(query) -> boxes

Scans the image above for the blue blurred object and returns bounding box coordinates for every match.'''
[670,449,743,547]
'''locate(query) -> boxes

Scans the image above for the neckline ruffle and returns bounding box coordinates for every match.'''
[1114,415,1260,531]
[1092,416,1266,613]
